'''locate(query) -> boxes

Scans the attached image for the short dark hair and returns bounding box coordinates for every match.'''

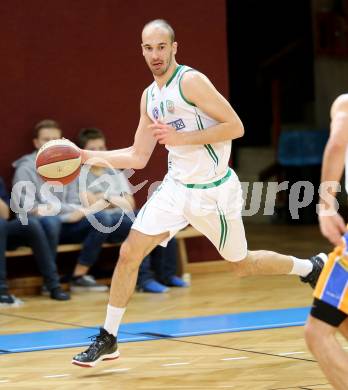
[77,127,105,148]
[142,19,175,43]
[34,119,61,138]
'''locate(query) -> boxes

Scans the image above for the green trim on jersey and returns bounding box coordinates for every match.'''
[197,114,219,165]
[207,145,218,164]
[195,112,219,166]
[166,65,183,87]
[179,69,196,106]
[146,84,155,115]
[204,144,218,165]
[183,168,231,189]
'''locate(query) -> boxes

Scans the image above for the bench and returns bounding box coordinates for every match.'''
[5,225,203,278]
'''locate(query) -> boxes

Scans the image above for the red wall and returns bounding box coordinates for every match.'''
[0,0,228,261]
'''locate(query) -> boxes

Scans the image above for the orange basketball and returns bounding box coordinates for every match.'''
[36,139,82,185]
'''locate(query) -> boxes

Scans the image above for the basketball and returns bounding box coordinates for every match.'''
[36,139,82,185]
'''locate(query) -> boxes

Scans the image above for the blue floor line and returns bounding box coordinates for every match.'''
[0,307,311,354]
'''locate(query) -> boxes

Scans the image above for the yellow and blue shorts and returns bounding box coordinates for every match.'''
[311,246,348,326]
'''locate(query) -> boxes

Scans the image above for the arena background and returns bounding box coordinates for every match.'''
[0,0,347,262]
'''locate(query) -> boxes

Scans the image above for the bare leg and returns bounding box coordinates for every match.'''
[305,315,348,390]
[186,214,311,278]
[228,250,294,277]
[338,317,348,340]
[71,229,171,366]
[109,229,169,307]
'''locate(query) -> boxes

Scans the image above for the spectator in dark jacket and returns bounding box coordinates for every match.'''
[0,177,69,305]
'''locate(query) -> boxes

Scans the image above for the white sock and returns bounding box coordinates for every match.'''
[289,256,313,277]
[103,305,126,336]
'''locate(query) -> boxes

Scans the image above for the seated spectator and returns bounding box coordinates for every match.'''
[77,127,188,292]
[0,176,69,305]
[145,237,188,288]
[12,119,112,292]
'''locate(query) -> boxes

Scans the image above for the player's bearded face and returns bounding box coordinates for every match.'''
[151,49,172,76]
[142,26,177,77]
[144,46,174,76]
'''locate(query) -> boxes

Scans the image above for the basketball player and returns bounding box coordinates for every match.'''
[71,19,325,367]
[304,94,348,390]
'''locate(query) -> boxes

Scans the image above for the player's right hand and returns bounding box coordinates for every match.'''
[319,213,346,246]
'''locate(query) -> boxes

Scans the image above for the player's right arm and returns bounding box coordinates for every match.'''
[81,90,156,169]
[318,94,348,245]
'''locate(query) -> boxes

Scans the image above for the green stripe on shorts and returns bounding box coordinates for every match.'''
[217,207,228,251]
[184,168,231,189]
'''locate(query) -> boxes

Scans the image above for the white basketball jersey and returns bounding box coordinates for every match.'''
[146,65,232,184]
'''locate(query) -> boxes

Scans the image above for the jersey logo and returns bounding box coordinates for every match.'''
[160,101,165,117]
[166,100,175,113]
[168,118,185,131]
[152,107,159,120]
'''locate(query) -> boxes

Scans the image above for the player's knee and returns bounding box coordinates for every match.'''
[222,245,248,277]
[304,316,335,353]
[119,241,143,268]
[119,241,133,262]
[304,321,320,352]
[228,256,250,277]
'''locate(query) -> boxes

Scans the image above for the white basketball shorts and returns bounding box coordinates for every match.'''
[132,168,247,261]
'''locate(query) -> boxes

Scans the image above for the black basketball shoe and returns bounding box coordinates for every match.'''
[72,328,119,367]
[300,253,327,289]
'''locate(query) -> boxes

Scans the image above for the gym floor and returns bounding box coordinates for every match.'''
[0,223,336,389]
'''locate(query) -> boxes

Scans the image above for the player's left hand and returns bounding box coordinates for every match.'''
[149,121,182,146]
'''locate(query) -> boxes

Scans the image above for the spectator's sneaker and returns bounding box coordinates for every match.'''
[166,276,188,288]
[41,285,70,300]
[300,253,327,289]
[71,275,108,292]
[140,279,169,293]
[72,328,119,367]
[50,287,70,301]
[0,292,23,307]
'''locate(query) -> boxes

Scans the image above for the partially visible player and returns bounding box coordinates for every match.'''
[304,94,348,390]
[71,19,325,367]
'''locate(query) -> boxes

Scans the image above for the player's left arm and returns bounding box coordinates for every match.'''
[151,71,244,145]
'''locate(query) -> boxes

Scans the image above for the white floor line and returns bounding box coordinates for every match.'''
[220,357,249,361]
[142,387,225,389]
[279,351,305,356]
[0,380,9,384]
[102,368,131,373]
[43,374,71,378]
[162,362,191,367]
[151,357,182,360]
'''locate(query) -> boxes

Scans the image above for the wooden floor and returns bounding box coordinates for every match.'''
[0,223,339,389]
